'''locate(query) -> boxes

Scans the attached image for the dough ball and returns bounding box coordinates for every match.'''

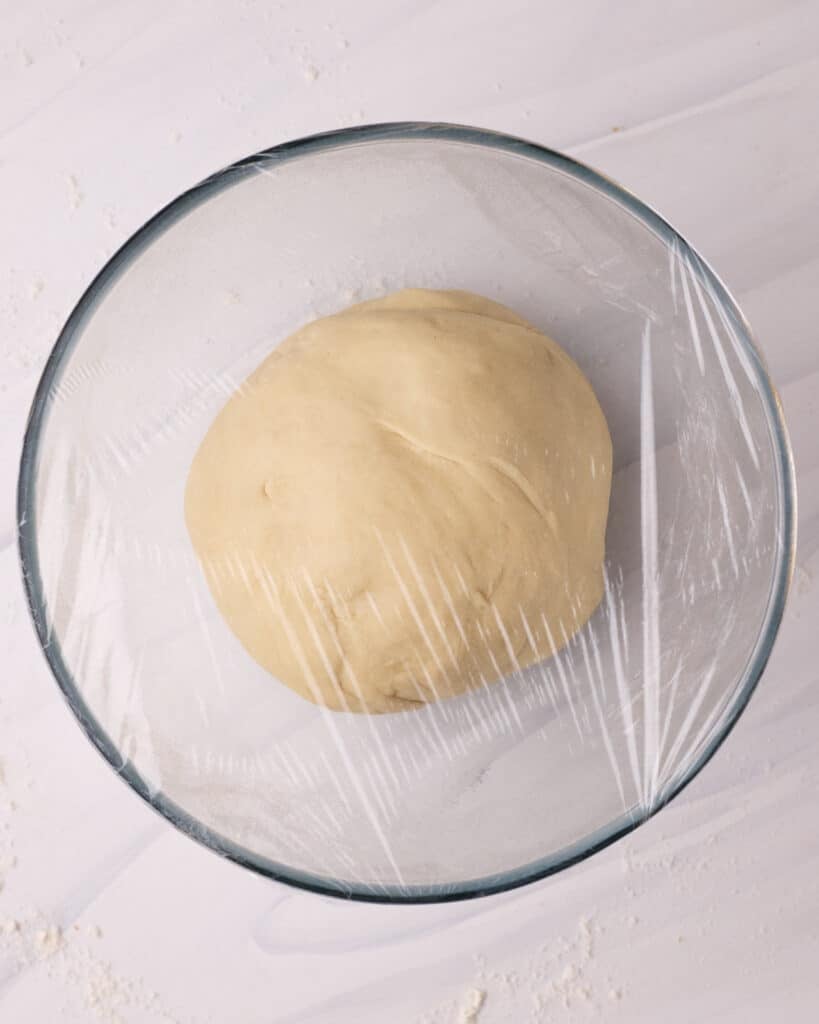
[185,289,612,713]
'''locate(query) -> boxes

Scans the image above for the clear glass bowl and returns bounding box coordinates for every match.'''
[18,123,795,902]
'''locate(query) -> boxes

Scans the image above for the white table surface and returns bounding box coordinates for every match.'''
[1,2,818,1021]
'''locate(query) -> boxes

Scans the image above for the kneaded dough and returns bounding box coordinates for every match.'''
[185,289,612,713]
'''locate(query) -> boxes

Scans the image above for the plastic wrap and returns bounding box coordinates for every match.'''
[17,124,795,901]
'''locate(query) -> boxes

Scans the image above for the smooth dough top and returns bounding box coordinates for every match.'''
[185,289,612,713]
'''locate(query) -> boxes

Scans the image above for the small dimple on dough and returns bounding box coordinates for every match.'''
[185,288,612,714]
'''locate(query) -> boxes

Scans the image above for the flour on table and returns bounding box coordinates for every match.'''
[458,987,486,1022]
[0,756,194,1022]
[35,923,63,955]
[67,174,84,210]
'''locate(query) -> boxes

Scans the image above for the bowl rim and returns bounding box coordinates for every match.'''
[16,121,797,904]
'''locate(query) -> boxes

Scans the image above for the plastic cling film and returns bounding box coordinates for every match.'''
[18,125,795,900]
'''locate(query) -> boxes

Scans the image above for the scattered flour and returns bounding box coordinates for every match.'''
[0,746,194,1022]
[67,173,84,210]
[35,923,63,955]
[414,913,624,1023]
[458,987,486,1022]
[0,910,189,1022]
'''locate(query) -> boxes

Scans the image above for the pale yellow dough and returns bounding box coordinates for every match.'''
[185,289,612,713]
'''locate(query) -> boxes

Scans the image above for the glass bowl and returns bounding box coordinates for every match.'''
[18,123,795,902]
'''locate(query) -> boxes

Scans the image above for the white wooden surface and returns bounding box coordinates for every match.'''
[1,2,818,1021]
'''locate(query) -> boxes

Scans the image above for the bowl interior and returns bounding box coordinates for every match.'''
[21,126,792,900]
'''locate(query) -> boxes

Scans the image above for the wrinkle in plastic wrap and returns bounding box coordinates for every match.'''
[21,128,792,900]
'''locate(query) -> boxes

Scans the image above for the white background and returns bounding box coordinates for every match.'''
[1,1,818,1021]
